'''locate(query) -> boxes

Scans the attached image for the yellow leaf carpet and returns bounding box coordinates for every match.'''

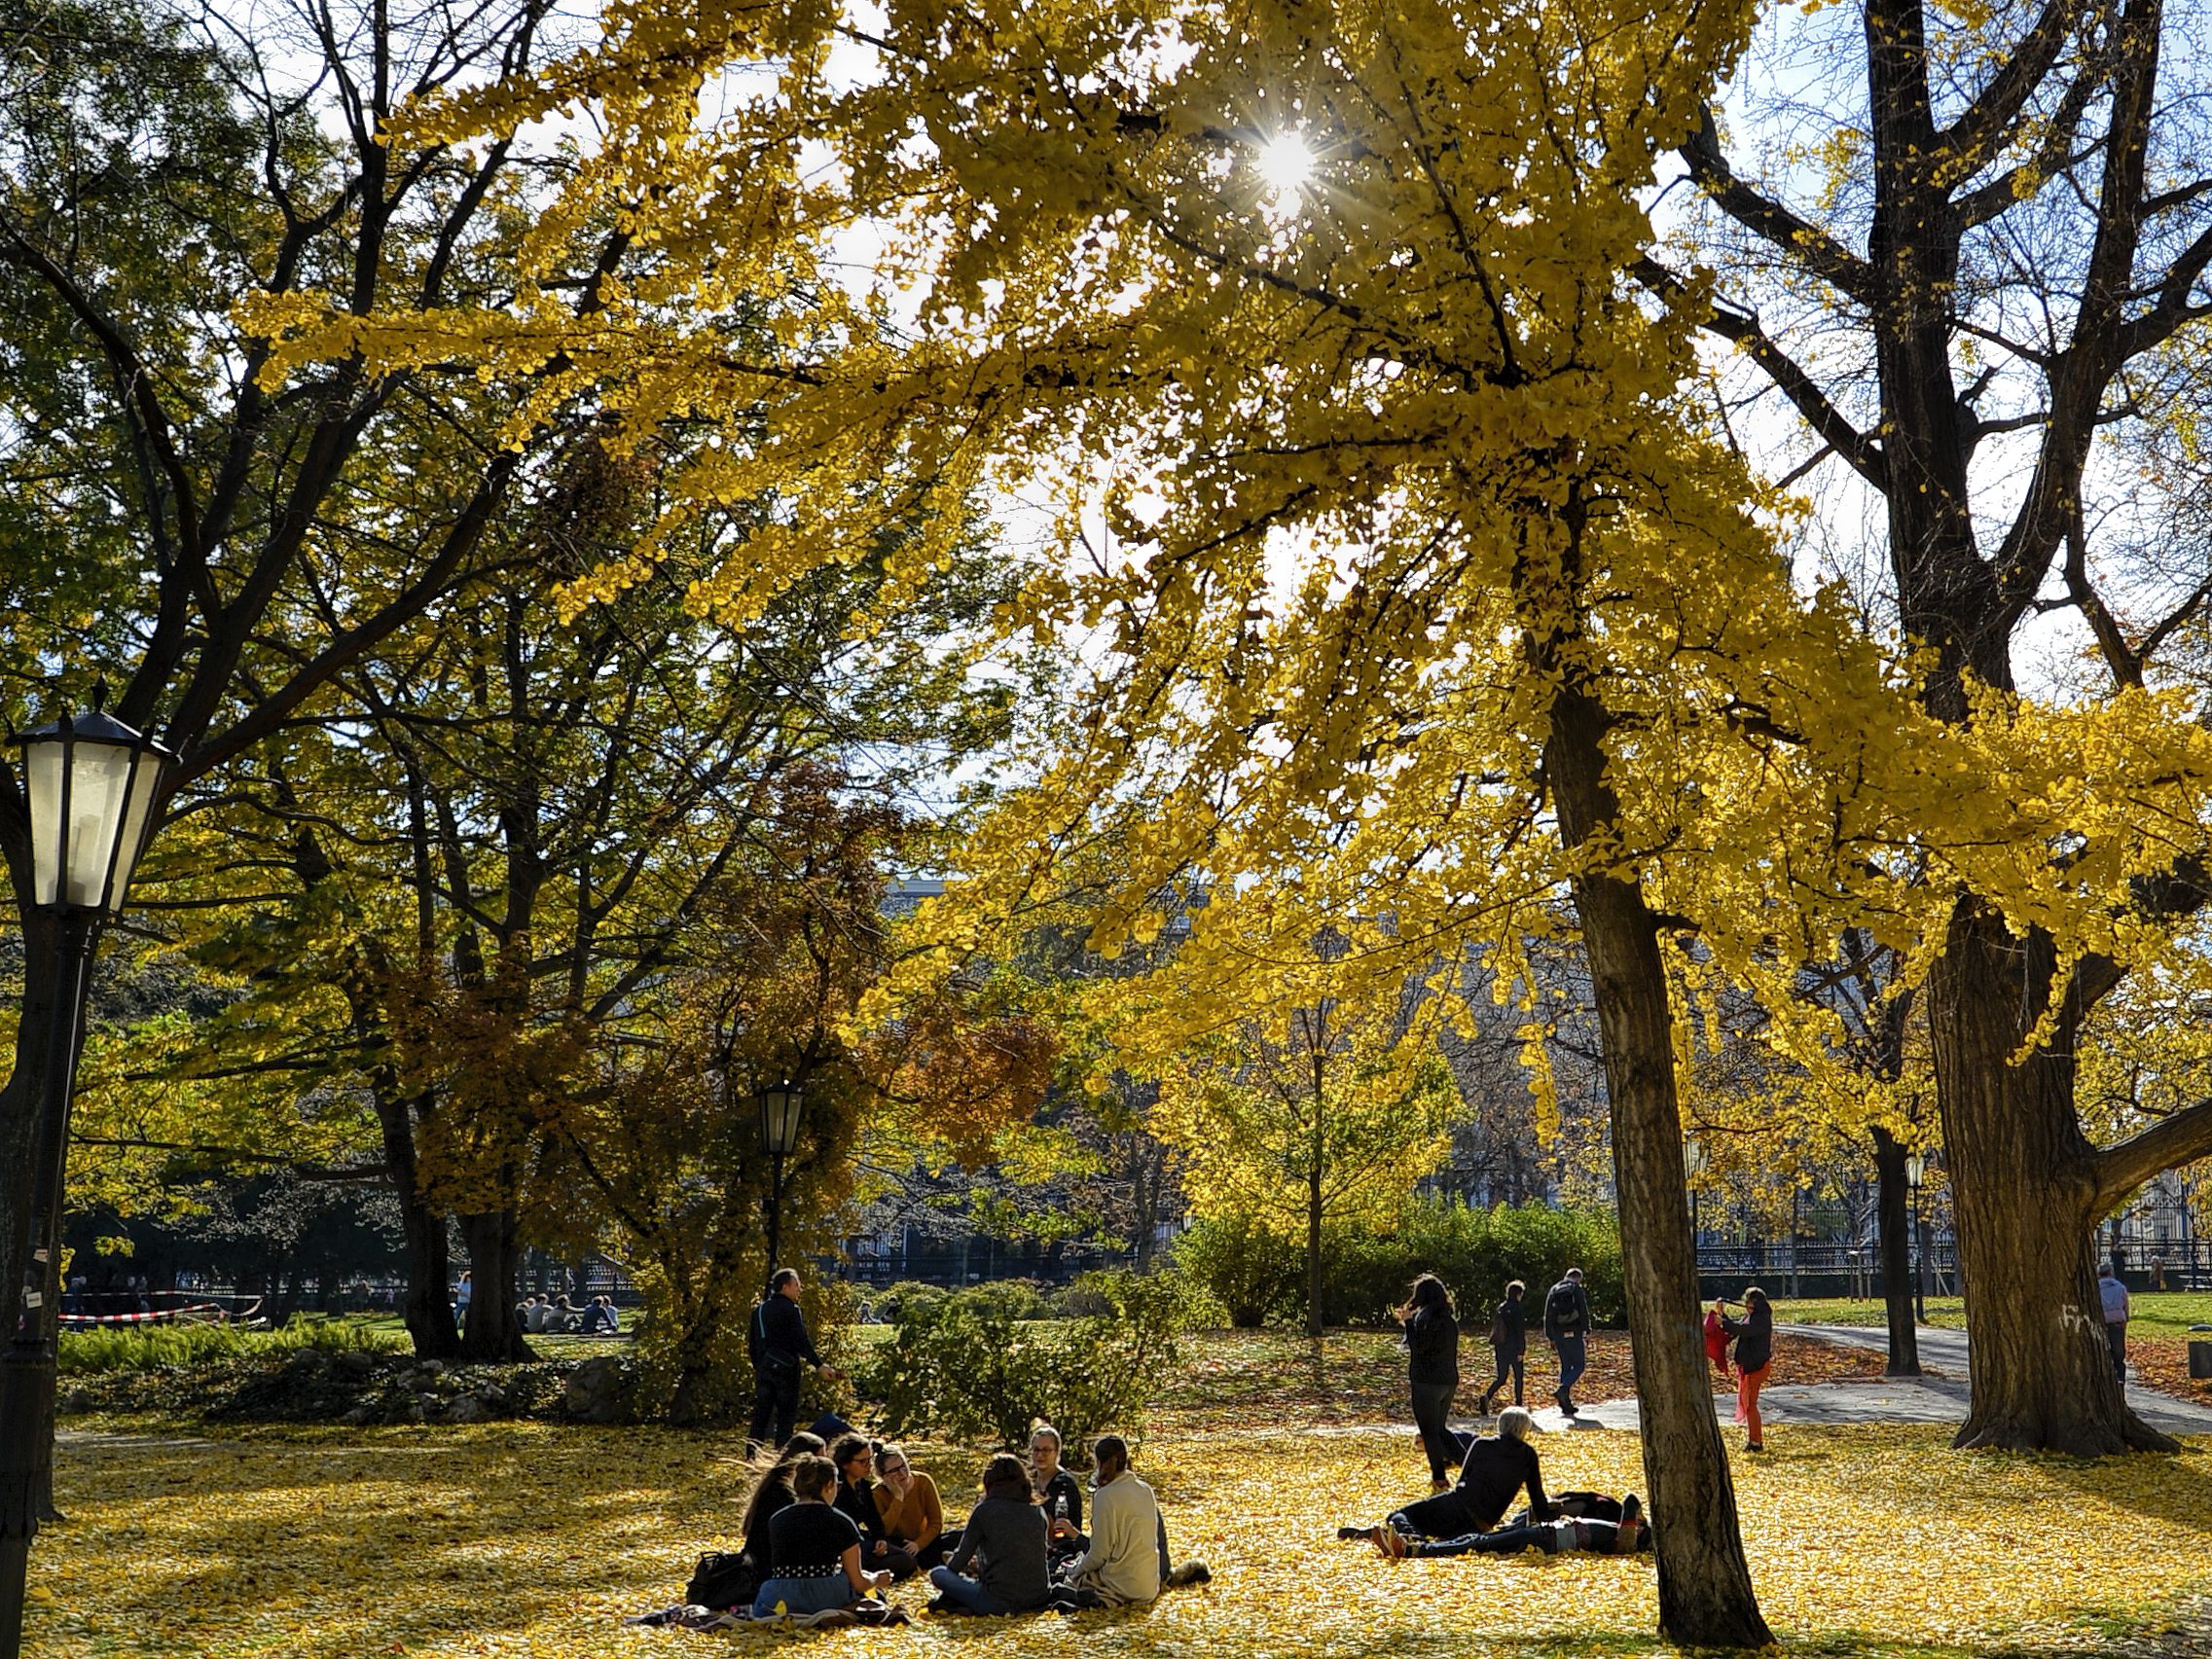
[30,1421,2212,1657]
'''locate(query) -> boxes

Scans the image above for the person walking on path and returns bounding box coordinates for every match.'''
[1478,1280,1527,1416]
[1399,1273,1461,1489]
[1542,1268,1592,1417]
[1722,1286,1774,1452]
[748,1267,843,1452]
[2098,1260,2131,1384]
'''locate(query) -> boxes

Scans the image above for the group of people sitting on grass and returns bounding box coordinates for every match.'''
[518,1293,619,1335]
[713,1420,1209,1624]
[1338,1406,1653,1561]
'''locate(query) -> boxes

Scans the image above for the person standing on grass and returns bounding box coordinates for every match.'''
[748,1267,843,1453]
[1478,1280,1527,1415]
[2098,1260,2131,1384]
[1541,1268,1591,1418]
[1398,1273,1461,1490]
[1722,1286,1773,1452]
[453,1271,472,1334]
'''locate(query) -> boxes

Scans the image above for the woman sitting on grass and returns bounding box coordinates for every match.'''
[928,1455,1053,1616]
[737,1432,828,1579]
[751,1455,894,1618]
[872,1443,945,1570]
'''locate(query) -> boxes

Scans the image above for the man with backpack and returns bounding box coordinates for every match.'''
[1542,1268,1592,1418]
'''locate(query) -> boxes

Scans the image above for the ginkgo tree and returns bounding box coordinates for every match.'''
[1138,927,1461,1338]
[265,0,2212,1637]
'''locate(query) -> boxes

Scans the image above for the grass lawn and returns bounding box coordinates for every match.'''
[33,1417,2212,1658]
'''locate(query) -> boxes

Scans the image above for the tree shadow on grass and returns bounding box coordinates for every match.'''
[38,1425,750,1659]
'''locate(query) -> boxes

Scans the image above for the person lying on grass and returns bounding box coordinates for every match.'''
[1369,1494,1650,1560]
[1336,1406,1545,1548]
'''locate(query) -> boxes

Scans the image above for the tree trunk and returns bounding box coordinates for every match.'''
[1305,1165,1325,1339]
[1539,619,1771,1647]
[458,1209,533,1362]
[371,1090,459,1359]
[1870,1128,1920,1376]
[1929,900,2173,1453]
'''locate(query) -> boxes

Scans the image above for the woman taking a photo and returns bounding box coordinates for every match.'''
[1722,1286,1774,1452]
[1399,1273,1461,1490]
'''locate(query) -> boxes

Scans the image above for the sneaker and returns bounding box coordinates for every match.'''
[1165,1561,1212,1588]
[925,1595,953,1613]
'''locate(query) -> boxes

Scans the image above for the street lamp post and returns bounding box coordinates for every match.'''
[1684,1135,1708,1299]
[1,700,171,1657]
[756,1080,806,1287]
[1904,1150,1929,1325]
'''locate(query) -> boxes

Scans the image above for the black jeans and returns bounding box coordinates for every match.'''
[748,1368,801,1450]
[1409,1380,1458,1482]
[1415,1521,1566,1558]
[1483,1349,1524,1407]
[1388,1487,1479,1541]
[2106,1321,2127,1383]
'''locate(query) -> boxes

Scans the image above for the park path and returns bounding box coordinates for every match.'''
[1519,1320,2212,1436]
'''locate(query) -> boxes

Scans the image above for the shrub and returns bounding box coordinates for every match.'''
[58,1315,406,1377]
[961,1278,1049,1323]
[866,1280,949,1323]
[1172,1216,1303,1327]
[856,1270,1189,1449]
[1172,1200,1624,1329]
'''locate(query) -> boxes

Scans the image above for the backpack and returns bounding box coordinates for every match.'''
[1545,1280,1581,1333]
[685,1550,759,1609]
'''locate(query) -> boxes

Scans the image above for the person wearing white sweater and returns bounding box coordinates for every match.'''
[1064,1437,1161,1606]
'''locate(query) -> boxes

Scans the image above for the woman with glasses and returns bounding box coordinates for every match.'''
[871,1443,945,1571]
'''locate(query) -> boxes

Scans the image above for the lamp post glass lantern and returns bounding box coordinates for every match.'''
[1684,1135,1707,1289]
[2,699,173,1658]
[756,1081,806,1287]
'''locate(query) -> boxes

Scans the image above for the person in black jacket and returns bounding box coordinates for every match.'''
[1391,1494,1649,1560]
[1721,1285,1774,1451]
[1541,1268,1592,1417]
[747,1268,843,1452]
[1399,1273,1461,1489]
[1337,1405,1547,1550]
[732,1430,829,1594]
[1477,1280,1527,1415]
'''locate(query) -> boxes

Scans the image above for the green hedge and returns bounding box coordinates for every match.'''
[1173,1199,1624,1329]
[58,1315,407,1376]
